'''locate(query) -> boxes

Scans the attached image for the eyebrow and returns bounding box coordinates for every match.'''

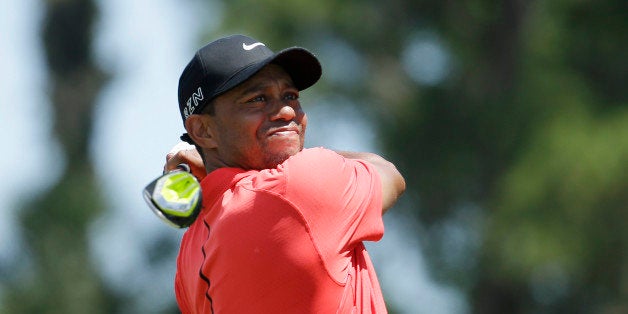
[239,84,266,96]
[238,78,296,96]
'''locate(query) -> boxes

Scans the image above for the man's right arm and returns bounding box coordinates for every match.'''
[163,145,406,214]
[336,151,405,214]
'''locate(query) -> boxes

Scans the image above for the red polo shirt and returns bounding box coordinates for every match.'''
[175,147,386,313]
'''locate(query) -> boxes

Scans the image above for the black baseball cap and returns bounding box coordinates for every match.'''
[177,34,322,125]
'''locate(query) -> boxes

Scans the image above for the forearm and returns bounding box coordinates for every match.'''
[335,151,406,214]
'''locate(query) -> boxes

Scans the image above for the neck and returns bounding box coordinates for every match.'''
[202,149,230,174]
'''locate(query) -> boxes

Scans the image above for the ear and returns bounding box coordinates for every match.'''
[185,115,218,149]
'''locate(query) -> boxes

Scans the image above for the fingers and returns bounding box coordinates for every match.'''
[165,149,196,171]
[163,142,206,181]
[166,142,196,161]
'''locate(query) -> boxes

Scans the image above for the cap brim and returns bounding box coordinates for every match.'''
[271,47,322,91]
[213,47,322,98]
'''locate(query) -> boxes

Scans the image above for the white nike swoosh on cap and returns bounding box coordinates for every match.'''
[242,42,265,50]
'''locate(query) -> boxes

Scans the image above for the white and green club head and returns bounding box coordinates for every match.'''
[143,166,201,228]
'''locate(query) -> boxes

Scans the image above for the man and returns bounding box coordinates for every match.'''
[164,34,405,313]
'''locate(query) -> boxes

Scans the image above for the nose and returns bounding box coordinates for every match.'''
[270,102,297,121]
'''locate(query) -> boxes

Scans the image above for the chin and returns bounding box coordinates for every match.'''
[263,147,302,168]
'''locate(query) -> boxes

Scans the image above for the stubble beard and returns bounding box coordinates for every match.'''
[261,145,302,169]
[259,128,305,169]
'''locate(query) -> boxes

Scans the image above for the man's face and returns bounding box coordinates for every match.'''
[208,64,307,170]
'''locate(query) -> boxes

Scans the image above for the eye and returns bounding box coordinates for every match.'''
[284,92,299,101]
[247,95,266,103]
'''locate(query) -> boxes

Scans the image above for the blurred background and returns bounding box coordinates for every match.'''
[1,0,626,313]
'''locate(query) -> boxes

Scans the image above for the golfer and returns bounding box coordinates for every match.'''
[165,34,405,313]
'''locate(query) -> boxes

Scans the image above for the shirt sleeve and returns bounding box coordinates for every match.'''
[282,147,384,259]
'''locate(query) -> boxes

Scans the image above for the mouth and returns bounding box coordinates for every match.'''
[267,125,300,137]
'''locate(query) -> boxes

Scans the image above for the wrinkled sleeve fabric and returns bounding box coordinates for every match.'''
[282,148,384,278]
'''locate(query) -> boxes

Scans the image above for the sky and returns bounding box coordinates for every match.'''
[1,0,466,312]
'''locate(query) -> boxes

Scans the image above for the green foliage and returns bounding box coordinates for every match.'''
[210,0,627,312]
[5,0,623,312]
[6,167,115,314]
[488,104,628,310]
[3,0,119,313]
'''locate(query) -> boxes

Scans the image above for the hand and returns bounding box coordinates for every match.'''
[164,142,206,181]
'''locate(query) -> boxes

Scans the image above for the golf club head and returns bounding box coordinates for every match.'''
[142,165,201,228]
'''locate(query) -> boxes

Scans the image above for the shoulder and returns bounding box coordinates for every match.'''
[238,147,379,201]
[283,147,346,172]
[282,148,380,202]
[282,147,354,186]
[235,148,344,195]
